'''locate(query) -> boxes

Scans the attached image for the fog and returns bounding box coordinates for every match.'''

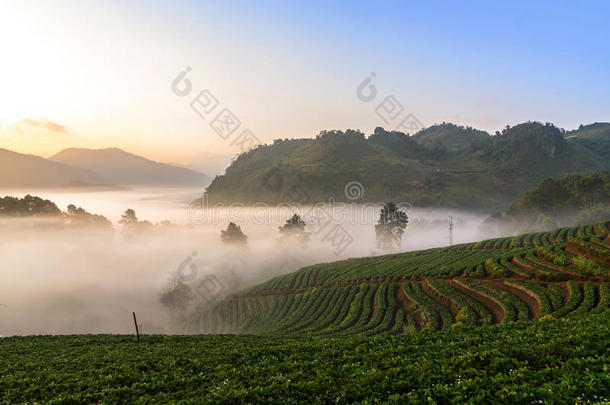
[0,189,491,336]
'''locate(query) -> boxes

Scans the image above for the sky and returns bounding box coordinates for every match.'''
[0,0,609,174]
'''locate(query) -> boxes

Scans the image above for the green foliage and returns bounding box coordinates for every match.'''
[205,123,610,210]
[3,221,610,403]
[220,222,247,244]
[119,208,153,237]
[65,204,112,228]
[2,313,609,403]
[191,222,609,338]
[375,202,408,252]
[552,281,583,318]
[0,195,113,230]
[278,213,310,246]
[572,255,606,276]
[494,172,610,233]
[0,194,61,216]
[509,172,610,216]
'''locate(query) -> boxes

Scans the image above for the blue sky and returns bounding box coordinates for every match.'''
[1,0,609,169]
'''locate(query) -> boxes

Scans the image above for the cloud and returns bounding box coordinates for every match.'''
[18,118,66,133]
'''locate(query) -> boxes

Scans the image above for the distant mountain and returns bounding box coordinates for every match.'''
[50,148,210,187]
[205,122,610,210]
[0,148,102,187]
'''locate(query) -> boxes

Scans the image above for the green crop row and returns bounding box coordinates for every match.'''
[507,281,553,316]
[284,287,334,333]
[344,284,379,334]
[552,281,583,318]
[462,280,515,322]
[592,283,610,313]
[365,284,400,335]
[404,281,451,330]
[425,280,479,327]
[318,286,359,334]
[569,282,596,317]
[476,280,529,321]
[388,309,406,334]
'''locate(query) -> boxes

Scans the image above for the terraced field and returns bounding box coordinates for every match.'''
[193,221,610,335]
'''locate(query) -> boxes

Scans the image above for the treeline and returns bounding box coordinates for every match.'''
[0,195,180,234]
[509,172,610,215]
[0,195,112,228]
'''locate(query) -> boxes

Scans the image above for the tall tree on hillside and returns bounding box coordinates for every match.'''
[221,222,247,245]
[375,202,408,252]
[278,213,310,247]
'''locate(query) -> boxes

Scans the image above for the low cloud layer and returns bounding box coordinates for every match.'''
[18,118,66,133]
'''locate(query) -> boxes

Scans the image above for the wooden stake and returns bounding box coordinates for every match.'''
[132,312,140,342]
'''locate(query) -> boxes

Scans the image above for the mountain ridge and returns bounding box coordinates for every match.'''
[0,147,209,189]
[49,147,209,187]
[205,121,610,210]
[0,148,103,188]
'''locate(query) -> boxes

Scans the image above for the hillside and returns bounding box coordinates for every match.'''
[50,148,210,187]
[0,148,102,187]
[193,221,610,335]
[484,172,610,233]
[565,122,610,158]
[205,122,610,210]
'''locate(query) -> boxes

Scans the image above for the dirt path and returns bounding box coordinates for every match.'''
[449,279,505,324]
[523,256,586,280]
[591,238,610,249]
[488,280,540,319]
[566,243,610,267]
[421,280,459,317]
[511,257,548,279]
[397,283,424,330]
[500,263,531,280]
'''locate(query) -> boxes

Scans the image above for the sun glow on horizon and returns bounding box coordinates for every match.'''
[1,0,609,171]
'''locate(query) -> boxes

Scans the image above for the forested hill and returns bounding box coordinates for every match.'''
[205,122,610,210]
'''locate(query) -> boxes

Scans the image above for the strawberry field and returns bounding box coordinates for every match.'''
[2,221,609,403]
[194,221,610,335]
[1,312,609,403]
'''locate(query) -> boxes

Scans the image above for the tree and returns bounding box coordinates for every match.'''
[278,214,310,247]
[119,208,138,236]
[119,208,138,225]
[221,222,247,244]
[119,208,152,237]
[279,214,311,247]
[375,202,408,252]
[65,204,112,228]
[159,279,194,313]
[0,195,61,217]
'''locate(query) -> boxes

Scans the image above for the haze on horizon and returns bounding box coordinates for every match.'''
[1,0,610,175]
